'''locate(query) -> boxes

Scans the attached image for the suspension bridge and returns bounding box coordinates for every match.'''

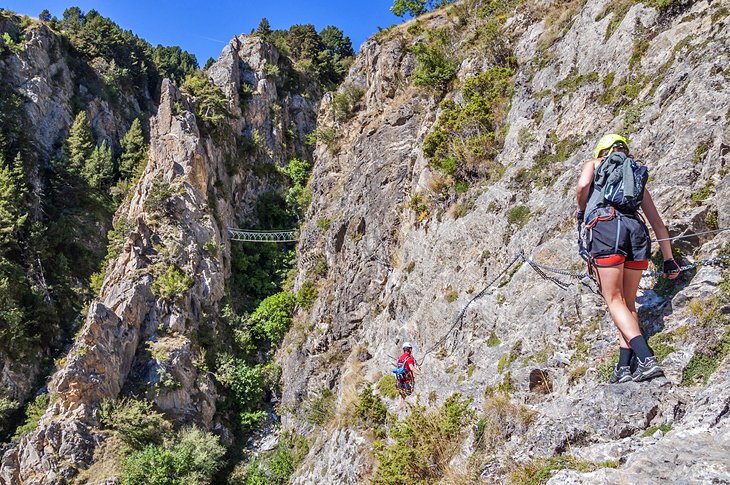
[227,228,298,242]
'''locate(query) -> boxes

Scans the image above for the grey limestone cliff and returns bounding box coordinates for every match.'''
[279,0,730,482]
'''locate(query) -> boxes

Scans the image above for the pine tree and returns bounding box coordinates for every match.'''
[0,152,28,248]
[256,18,272,38]
[66,111,93,175]
[119,118,147,180]
[83,141,113,190]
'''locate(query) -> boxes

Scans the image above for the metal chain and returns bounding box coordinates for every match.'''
[420,252,523,363]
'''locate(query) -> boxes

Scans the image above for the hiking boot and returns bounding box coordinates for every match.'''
[609,366,633,384]
[632,356,664,382]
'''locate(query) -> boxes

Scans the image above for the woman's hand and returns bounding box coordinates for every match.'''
[663,259,681,279]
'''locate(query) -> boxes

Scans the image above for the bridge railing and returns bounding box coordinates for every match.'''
[227,228,298,243]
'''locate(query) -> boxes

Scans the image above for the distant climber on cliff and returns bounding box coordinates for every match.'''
[576,134,681,383]
[393,342,418,410]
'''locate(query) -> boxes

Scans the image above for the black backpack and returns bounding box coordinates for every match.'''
[594,151,648,212]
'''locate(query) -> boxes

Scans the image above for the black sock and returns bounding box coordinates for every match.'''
[629,336,653,361]
[618,347,633,368]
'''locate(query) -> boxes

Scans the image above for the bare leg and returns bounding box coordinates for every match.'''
[595,265,642,341]
[623,268,643,325]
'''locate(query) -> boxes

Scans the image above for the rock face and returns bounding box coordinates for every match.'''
[0,33,318,483]
[0,18,155,424]
[279,0,730,483]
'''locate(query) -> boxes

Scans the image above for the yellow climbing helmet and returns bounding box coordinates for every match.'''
[594,133,628,158]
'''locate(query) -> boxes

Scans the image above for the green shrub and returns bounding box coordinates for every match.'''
[411,29,458,95]
[152,265,193,301]
[423,67,513,182]
[682,327,730,385]
[331,84,364,122]
[487,331,501,347]
[691,179,714,204]
[12,393,49,441]
[444,286,458,303]
[269,433,309,483]
[356,384,387,428]
[99,398,171,450]
[120,427,225,485]
[144,179,175,214]
[296,281,318,310]
[376,374,399,399]
[475,394,534,451]
[641,422,672,437]
[181,70,231,125]
[249,291,296,345]
[316,218,332,230]
[511,454,618,485]
[374,393,474,483]
[507,205,531,228]
[306,388,335,426]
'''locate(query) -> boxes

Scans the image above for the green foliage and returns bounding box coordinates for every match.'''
[296,281,318,310]
[306,388,335,426]
[119,118,148,181]
[391,0,455,17]
[230,241,295,311]
[445,286,458,303]
[255,18,273,38]
[411,30,458,95]
[497,340,521,373]
[691,140,712,165]
[423,67,513,182]
[82,140,114,190]
[331,84,364,122]
[239,433,308,485]
[376,374,399,399]
[59,8,161,96]
[281,158,311,188]
[511,455,618,485]
[0,152,28,248]
[66,111,94,175]
[181,71,231,126]
[356,384,387,428]
[641,422,672,437]
[316,218,332,230]
[151,45,198,86]
[89,217,133,295]
[507,205,531,228]
[120,427,225,485]
[99,398,171,450]
[144,179,175,214]
[249,291,296,345]
[374,393,474,483]
[682,327,730,386]
[12,393,49,441]
[555,68,598,97]
[152,265,193,301]
[487,331,501,347]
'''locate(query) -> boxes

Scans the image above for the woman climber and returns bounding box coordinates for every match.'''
[576,134,681,383]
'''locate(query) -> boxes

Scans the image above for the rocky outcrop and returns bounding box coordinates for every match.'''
[0,17,156,428]
[0,32,319,483]
[281,0,730,482]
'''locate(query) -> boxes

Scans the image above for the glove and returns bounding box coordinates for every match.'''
[663,259,680,279]
[575,210,584,224]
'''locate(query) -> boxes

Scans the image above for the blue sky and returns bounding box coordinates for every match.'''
[4,0,403,64]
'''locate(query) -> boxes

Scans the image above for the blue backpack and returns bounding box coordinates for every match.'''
[594,151,648,212]
[392,359,410,381]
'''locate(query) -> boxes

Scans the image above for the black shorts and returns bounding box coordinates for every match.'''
[588,211,651,268]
